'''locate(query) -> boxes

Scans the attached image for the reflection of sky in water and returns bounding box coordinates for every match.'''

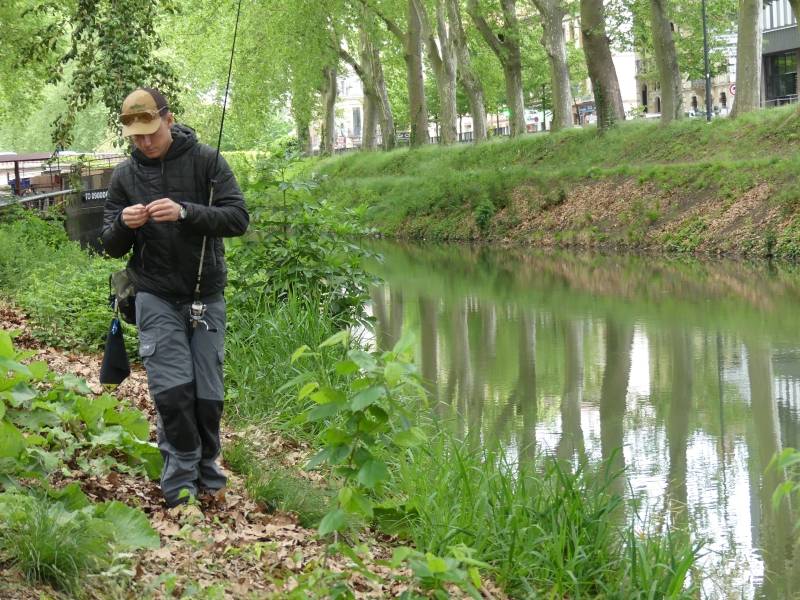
[368,246,800,598]
[531,328,767,599]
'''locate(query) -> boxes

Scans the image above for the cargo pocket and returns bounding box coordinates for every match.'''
[139,335,157,359]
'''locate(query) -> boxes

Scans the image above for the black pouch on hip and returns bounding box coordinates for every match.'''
[109,268,137,325]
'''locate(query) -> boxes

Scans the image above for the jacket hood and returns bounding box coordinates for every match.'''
[131,123,198,166]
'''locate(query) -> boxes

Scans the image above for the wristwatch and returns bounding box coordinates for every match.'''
[178,204,188,221]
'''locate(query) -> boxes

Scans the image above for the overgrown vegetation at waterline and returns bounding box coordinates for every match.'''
[0,157,707,597]
[315,105,800,258]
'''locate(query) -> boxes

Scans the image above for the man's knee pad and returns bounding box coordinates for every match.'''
[154,382,200,452]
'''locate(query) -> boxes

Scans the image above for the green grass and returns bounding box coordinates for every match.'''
[0,491,112,594]
[310,105,800,252]
[386,429,701,598]
[223,438,334,528]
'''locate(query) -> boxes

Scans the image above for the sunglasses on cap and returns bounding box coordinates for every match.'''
[119,106,167,126]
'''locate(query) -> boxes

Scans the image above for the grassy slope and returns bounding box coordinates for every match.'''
[314,105,800,258]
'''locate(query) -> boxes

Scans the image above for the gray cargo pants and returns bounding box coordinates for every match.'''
[136,291,227,506]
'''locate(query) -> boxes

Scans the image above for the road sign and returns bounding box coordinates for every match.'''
[729,83,736,95]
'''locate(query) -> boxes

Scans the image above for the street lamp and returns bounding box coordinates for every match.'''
[702,0,713,121]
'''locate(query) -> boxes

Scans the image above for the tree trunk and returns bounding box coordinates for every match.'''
[731,0,762,117]
[413,0,458,145]
[649,0,683,123]
[371,42,396,150]
[533,0,575,131]
[362,90,378,150]
[319,65,337,156]
[447,0,487,141]
[295,115,311,155]
[580,0,625,130]
[467,0,526,137]
[407,0,429,146]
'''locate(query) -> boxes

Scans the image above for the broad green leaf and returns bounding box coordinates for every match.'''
[0,331,13,359]
[76,395,118,430]
[298,381,319,401]
[59,374,92,395]
[0,358,31,377]
[348,350,377,372]
[310,387,345,405]
[291,345,311,364]
[8,408,60,429]
[0,421,26,458]
[357,459,389,490]
[334,360,359,375]
[393,427,427,448]
[105,409,149,440]
[383,361,405,388]
[9,383,37,407]
[49,482,91,510]
[318,330,349,349]
[321,428,349,445]
[338,486,373,518]
[317,508,347,536]
[127,441,163,480]
[0,402,4,420]
[390,547,415,567]
[27,361,49,380]
[305,448,330,470]
[392,330,417,358]
[468,566,482,589]
[97,501,161,550]
[426,553,449,574]
[350,386,385,411]
[307,402,343,422]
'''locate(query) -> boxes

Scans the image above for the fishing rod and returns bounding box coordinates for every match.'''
[190,0,244,330]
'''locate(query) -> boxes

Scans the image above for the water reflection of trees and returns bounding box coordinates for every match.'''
[370,271,800,595]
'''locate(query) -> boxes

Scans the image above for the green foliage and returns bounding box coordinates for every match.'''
[473,196,495,233]
[389,545,489,600]
[0,209,124,352]
[228,142,375,326]
[662,217,707,253]
[0,486,159,593]
[770,447,800,531]
[388,432,701,597]
[292,330,427,536]
[0,330,161,484]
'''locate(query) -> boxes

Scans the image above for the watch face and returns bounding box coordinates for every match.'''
[180,207,187,220]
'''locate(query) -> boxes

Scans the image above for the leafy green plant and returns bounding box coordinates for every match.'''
[770,447,800,529]
[473,197,495,233]
[0,331,161,486]
[0,484,159,593]
[227,142,375,327]
[389,545,489,600]
[291,330,427,536]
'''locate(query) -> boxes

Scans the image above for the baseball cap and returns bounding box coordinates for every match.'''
[119,88,170,136]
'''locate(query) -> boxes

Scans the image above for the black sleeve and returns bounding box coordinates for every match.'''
[101,166,135,258]
[182,152,249,237]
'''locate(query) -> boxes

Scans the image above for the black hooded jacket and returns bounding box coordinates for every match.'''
[102,124,248,302]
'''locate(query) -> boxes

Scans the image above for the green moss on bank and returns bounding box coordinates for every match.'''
[313,105,800,258]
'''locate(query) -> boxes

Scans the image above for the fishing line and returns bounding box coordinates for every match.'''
[192,0,244,321]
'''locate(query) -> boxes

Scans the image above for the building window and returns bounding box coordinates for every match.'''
[642,85,648,112]
[765,51,798,102]
[656,97,661,113]
[353,107,362,138]
[691,96,698,112]
[720,92,727,108]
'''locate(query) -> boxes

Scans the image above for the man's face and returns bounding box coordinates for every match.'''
[131,113,174,159]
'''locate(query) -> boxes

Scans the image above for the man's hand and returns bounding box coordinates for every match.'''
[121,204,148,229]
[147,198,182,222]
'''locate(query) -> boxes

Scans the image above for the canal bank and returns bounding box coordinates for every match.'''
[315,105,800,259]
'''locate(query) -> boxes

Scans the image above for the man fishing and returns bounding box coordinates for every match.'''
[102,87,249,508]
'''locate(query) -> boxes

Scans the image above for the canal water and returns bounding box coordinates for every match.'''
[366,242,800,600]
